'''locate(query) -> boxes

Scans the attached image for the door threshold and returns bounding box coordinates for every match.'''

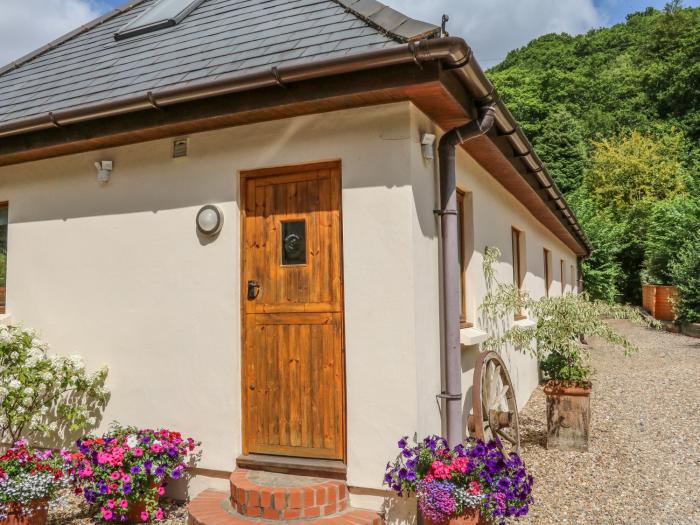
[236,454,347,480]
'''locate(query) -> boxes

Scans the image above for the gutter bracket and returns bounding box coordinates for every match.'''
[408,43,423,69]
[271,66,287,89]
[48,112,61,128]
[146,91,162,110]
[436,393,462,400]
[433,208,458,216]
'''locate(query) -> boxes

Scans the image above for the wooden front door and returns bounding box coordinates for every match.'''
[241,161,345,460]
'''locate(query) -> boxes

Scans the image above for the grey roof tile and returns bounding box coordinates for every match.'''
[0,0,438,125]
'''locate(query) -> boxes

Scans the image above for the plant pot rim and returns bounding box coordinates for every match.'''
[543,380,592,396]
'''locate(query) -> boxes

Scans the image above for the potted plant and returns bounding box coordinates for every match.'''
[0,440,67,525]
[64,426,198,523]
[384,435,533,525]
[503,294,655,451]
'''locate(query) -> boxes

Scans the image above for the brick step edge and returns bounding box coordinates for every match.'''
[188,489,383,525]
[230,470,348,520]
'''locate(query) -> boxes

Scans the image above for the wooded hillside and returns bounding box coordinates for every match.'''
[488,2,699,321]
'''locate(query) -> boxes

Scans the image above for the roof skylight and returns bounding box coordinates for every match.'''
[115,0,206,40]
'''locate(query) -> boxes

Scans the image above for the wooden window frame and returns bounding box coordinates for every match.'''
[0,202,7,315]
[543,248,551,298]
[457,189,471,327]
[511,227,526,320]
[560,259,565,294]
[571,264,575,291]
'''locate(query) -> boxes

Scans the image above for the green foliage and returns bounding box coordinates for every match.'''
[643,196,700,285]
[670,235,700,323]
[489,5,700,303]
[584,130,689,217]
[0,324,109,443]
[479,250,658,384]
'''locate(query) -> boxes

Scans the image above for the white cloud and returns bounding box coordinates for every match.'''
[383,0,603,68]
[0,0,102,68]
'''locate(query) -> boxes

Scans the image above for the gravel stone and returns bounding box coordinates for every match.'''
[518,319,700,524]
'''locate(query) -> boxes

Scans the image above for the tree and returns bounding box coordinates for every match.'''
[643,196,700,284]
[583,130,689,219]
[670,235,700,323]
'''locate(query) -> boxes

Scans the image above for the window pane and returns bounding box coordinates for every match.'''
[281,220,306,265]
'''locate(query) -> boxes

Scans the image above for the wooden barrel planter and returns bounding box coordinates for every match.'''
[544,381,592,452]
[642,284,678,321]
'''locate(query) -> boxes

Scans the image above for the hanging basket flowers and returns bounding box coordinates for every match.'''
[0,440,68,525]
[64,426,198,523]
[384,435,533,525]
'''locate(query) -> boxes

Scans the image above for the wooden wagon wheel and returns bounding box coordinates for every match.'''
[467,351,520,453]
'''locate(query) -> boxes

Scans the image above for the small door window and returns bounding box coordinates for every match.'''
[281,220,306,266]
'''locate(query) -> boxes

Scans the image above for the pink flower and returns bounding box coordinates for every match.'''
[133,448,144,457]
[140,511,150,522]
[110,471,121,481]
[429,460,452,480]
[157,486,166,496]
[155,508,164,520]
[107,499,115,509]
[122,474,131,482]
[451,457,469,473]
[101,508,113,520]
[468,481,481,495]
[120,499,128,509]
[151,444,162,453]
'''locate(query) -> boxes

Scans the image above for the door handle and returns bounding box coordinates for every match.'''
[247,280,261,300]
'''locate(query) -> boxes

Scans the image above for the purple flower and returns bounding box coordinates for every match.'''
[397,438,408,449]
[155,465,166,477]
[130,466,141,475]
[416,479,456,522]
[123,483,132,495]
[144,460,153,472]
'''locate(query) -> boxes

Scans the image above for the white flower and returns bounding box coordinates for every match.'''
[126,434,139,448]
[23,387,34,396]
[9,352,18,360]
[8,379,21,389]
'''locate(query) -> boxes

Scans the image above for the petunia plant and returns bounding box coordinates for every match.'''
[0,324,109,444]
[0,439,68,521]
[65,425,199,522]
[384,435,533,525]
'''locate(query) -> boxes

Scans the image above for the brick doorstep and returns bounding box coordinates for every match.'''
[188,490,382,525]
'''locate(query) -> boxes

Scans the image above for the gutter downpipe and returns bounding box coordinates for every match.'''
[438,105,496,446]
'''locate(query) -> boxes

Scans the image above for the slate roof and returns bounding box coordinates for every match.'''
[0,0,439,126]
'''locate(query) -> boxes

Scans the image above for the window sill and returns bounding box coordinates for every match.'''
[513,317,536,328]
[460,326,489,346]
[0,312,13,326]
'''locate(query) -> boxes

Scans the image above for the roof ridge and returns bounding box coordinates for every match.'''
[331,0,440,43]
[0,0,149,79]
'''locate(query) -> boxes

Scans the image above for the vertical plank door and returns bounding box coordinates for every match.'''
[242,161,345,460]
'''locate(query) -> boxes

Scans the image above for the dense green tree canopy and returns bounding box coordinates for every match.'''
[488,3,700,315]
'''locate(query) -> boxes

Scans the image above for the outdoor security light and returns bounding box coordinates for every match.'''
[421,133,436,160]
[94,160,113,183]
[196,205,223,236]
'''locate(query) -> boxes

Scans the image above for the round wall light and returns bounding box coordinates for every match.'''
[196,205,223,236]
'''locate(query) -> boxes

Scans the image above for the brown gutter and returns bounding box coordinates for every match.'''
[0,36,589,254]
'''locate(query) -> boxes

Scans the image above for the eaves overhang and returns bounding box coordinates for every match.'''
[0,37,590,256]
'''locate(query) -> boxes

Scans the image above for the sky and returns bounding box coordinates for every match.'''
[0,0,698,69]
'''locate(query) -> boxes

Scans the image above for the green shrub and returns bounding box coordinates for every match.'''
[0,325,109,443]
[643,196,700,284]
[670,235,700,323]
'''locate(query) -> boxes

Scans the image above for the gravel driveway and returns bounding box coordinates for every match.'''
[518,319,700,525]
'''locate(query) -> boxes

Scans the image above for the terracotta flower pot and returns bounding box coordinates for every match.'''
[1,500,49,525]
[544,380,592,452]
[423,507,488,525]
